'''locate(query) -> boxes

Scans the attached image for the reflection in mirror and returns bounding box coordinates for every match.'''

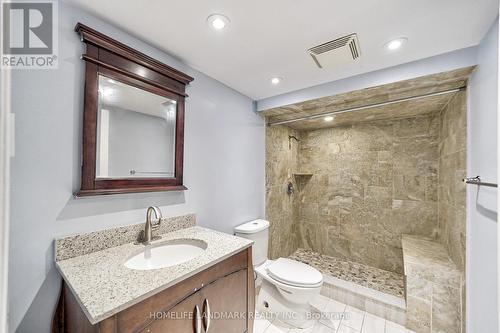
[96,75,177,179]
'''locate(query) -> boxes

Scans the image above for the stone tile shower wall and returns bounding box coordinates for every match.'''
[438,91,467,332]
[265,125,300,259]
[438,91,467,271]
[297,115,441,274]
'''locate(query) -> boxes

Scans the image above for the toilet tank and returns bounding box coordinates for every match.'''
[234,219,269,266]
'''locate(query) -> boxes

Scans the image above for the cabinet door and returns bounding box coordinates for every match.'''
[139,291,203,333]
[200,269,248,333]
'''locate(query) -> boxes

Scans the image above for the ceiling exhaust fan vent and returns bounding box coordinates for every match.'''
[308,33,360,68]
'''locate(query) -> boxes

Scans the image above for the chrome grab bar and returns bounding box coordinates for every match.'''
[463,176,497,188]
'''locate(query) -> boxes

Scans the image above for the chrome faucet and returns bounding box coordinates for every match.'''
[138,206,163,244]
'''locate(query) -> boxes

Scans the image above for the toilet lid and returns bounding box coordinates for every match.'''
[266,258,323,288]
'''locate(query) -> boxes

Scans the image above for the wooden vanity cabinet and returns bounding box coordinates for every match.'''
[54,248,255,333]
[140,269,248,333]
[199,269,248,333]
[138,290,203,333]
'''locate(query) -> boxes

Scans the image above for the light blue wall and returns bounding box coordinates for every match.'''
[8,3,265,332]
[467,17,498,333]
[257,46,478,111]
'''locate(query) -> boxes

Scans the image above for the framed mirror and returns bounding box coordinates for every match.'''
[75,23,194,196]
[96,75,177,179]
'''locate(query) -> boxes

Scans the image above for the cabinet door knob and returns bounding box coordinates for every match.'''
[203,299,211,332]
[194,305,201,333]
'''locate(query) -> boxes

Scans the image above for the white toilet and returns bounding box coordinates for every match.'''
[234,219,323,329]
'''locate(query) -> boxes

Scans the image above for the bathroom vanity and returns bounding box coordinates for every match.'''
[52,216,255,333]
[55,22,256,332]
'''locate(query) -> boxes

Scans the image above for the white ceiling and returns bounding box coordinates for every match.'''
[64,0,498,100]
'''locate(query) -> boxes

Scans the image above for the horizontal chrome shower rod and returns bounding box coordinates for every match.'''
[268,86,466,126]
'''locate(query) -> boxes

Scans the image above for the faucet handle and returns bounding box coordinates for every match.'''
[136,230,146,243]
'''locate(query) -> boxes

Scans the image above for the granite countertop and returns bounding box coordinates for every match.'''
[56,226,253,324]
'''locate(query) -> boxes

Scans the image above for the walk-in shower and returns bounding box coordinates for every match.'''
[263,67,473,332]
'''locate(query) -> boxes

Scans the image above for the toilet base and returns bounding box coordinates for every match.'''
[256,280,317,329]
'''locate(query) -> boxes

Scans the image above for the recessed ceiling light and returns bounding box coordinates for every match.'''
[270,77,282,85]
[207,14,230,31]
[385,38,407,51]
[324,116,334,122]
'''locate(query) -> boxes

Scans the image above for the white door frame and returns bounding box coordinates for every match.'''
[0,27,11,333]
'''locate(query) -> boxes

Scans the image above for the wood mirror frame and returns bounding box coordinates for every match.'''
[75,23,194,197]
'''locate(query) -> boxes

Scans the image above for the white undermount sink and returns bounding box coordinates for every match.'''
[124,239,208,270]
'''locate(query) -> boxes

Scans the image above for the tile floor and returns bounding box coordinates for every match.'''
[290,249,405,298]
[254,295,415,333]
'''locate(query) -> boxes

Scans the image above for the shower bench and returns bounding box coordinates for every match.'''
[402,234,462,333]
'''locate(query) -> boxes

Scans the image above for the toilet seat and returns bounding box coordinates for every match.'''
[234,219,322,329]
[255,259,323,328]
[266,258,323,288]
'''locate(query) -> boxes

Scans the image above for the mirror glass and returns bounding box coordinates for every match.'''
[95,75,177,179]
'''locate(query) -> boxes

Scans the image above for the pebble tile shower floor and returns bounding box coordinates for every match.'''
[289,249,405,298]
